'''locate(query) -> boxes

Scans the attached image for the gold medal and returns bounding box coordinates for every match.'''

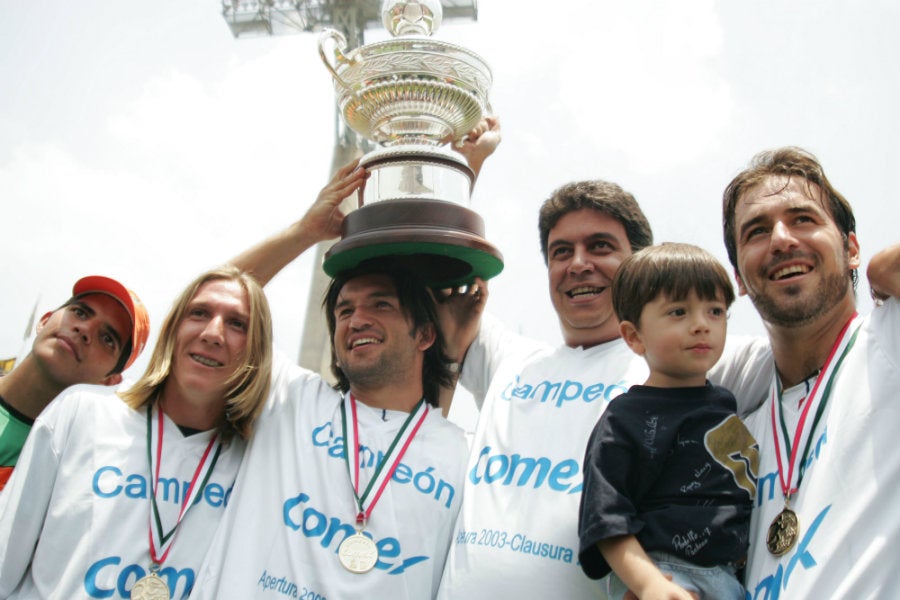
[131,572,171,600]
[338,531,379,574]
[766,506,799,556]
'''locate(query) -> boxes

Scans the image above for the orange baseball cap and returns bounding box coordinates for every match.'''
[72,276,150,372]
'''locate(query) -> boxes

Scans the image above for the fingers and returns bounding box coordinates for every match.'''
[320,163,368,205]
[469,115,500,141]
[333,157,361,180]
[435,278,487,303]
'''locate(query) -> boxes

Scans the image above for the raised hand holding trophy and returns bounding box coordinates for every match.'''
[318,0,502,287]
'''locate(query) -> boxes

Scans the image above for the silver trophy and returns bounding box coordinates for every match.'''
[318,0,502,287]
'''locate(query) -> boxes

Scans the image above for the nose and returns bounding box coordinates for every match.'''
[201,316,225,345]
[770,220,799,253]
[690,312,711,334]
[349,307,373,331]
[567,245,595,274]
[73,319,94,345]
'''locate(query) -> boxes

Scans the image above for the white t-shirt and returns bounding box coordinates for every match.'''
[437,314,772,599]
[0,385,244,599]
[193,356,468,599]
[742,299,900,599]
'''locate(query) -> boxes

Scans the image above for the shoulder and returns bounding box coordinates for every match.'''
[39,384,124,426]
[477,313,553,357]
[706,382,738,406]
[266,351,334,411]
[422,408,466,440]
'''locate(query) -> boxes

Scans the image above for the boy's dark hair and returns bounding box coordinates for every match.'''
[538,180,653,264]
[323,258,454,407]
[612,243,735,326]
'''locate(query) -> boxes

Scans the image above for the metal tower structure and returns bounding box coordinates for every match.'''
[222,0,478,375]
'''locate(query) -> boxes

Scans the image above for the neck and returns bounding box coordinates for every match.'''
[0,355,65,419]
[349,381,424,413]
[766,297,857,389]
[564,324,621,350]
[157,381,223,432]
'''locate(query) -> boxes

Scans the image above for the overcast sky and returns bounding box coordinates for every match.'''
[2,1,898,427]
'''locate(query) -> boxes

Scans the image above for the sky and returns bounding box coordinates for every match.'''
[2,1,899,429]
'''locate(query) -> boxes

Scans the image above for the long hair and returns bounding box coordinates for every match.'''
[120,266,273,441]
[323,260,454,407]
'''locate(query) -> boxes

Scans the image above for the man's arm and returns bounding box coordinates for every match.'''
[867,242,900,301]
[435,278,488,416]
[229,159,368,285]
[0,415,60,595]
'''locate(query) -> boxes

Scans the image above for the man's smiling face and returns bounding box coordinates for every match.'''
[546,208,633,348]
[733,175,859,327]
[332,273,433,390]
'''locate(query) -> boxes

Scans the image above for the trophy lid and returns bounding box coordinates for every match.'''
[323,199,503,288]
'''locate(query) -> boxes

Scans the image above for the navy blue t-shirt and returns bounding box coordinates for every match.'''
[578,383,759,579]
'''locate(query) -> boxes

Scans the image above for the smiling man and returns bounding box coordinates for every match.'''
[0,275,149,490]
[436,126,772,598]
[724,147,900,598]
[191,161,467,599]
[0,266,274,599]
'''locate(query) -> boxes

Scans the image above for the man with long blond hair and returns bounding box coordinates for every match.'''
[192,160,468,599]
[0,265,273,599]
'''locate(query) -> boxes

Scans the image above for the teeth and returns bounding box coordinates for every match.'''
[351,337,379,348]
[772,265,809,280]
[568,286,602,298]
[192,354,223,367]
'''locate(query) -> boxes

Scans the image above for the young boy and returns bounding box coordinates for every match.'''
[577,243,759,600]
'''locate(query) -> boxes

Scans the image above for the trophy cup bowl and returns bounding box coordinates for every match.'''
[317,0,503,288]
[319,30,492,146]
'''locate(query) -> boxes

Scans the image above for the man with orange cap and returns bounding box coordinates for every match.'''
[0,275,149,490]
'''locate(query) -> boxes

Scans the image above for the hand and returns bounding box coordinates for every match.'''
[623,574,699,600]
[867,242,900,303]
[455,115,501,178]
[434,277,488,362]
[299,158,369,242]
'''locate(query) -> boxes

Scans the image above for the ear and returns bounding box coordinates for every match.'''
[619,320,645,356]
[847,231,861,270]
[36,311,53,332]
[99,373,123,387]
[416,323,437,352]
[734,269,748,297]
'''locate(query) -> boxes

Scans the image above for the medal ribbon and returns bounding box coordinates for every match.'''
[146,405,222,565]
[340,394,429,526]
[769,312,861,499]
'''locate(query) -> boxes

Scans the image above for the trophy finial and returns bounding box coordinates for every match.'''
[382,0,443,37]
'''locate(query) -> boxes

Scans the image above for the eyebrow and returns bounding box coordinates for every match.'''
[548,232,621,250]
[738,204,820,240]
[335,290,397,311]
[187,300,250,322]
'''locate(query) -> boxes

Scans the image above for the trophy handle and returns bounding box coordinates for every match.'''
[318,29,354,90]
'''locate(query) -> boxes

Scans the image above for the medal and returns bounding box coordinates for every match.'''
[766,314,860,556]
[339,394,429,573]
[143,406,223,583]
[338,531,380,573]
[766,506,799,556]
[131,568,171,600]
